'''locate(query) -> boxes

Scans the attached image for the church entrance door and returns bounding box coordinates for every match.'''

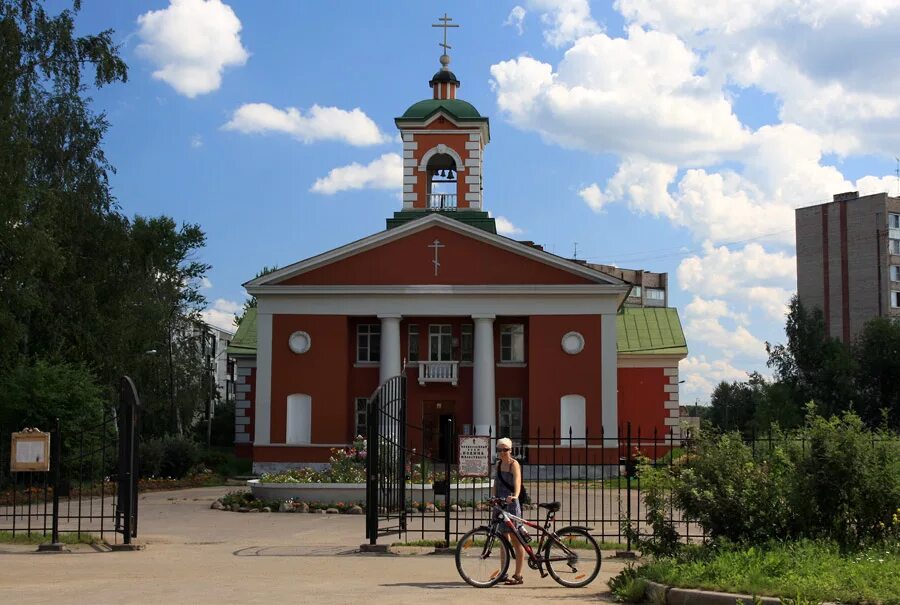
[422,400,456,462]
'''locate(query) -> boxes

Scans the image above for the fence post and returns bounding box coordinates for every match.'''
[626,421,633,553]
[38,418,65,552]
[443,418,452,548]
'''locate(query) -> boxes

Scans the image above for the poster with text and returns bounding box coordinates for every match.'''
[458,436,490,477]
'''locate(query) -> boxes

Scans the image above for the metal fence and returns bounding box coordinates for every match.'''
[0,377,140,548]
[394,422,704,548]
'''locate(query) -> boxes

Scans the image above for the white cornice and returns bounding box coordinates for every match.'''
[246,213,628,294]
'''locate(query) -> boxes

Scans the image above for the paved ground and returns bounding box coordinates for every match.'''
[0,486,626,604]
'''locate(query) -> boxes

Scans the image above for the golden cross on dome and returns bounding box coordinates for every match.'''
[432,13,459,55]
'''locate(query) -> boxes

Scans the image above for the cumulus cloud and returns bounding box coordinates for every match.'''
[136,0,249,98]
[529,0,601,47]
[746,286,793,321]
[190,135,203,149]
[683,306,767,361]
[495,216,524,236]
[224,103,389,146]
[490,27,749,164]
[201,298,240,332]
[310,153,402,195]
[677,242,796,298]
[504,6,527,35]
[680,355,749,404]
[200,277,213,289]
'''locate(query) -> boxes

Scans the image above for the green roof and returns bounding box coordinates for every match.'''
[226,307,257,356]
[617,307,688,356]
[398,99,485,121]
[387,210,496,233]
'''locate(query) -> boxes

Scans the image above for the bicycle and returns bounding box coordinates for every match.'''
[455,497,602,588]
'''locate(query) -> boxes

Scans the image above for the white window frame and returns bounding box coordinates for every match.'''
[890,213,900,229]
[891,239,900,255]
[892,290,900,309]
[356,324,381,363]
[500,324,525,363]
[428,324,453,361]
[559,394,586,445]
[891,265,900,282]
[354,397,368,439]
[286,393,311,444]
[630,286,642,298]
[460,324,474,363]
[646,288,665,301]
[407,324,420,362]
[498,398,523,441]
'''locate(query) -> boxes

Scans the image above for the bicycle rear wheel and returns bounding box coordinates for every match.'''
[455,527,511,588]
[543,527,601,588]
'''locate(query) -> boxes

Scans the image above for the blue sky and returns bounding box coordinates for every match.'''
[61,0,900,403]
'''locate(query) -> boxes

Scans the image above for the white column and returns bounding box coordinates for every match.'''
[254,311,273,445]
[472,314,496,437]
[378,314,402,385]
[601,313,618,439]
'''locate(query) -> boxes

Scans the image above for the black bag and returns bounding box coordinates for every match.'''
[496,461,530,505]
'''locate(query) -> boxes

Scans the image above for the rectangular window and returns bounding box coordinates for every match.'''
[646,288,665,301]
[891,239,900,255]
[892,266,900,282]
[500,324,525,363]
[498,398,523,441]
[354,397,368,439]
[429,324,452,361]
[407,324,419,362]
[356,324,381,362]
[629,286,642,298]
[893,291,900,309]
[890,213,900,229]
[460,324,474,362]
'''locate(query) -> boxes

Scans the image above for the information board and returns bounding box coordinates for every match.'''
[458,436,490,477]
[10,431,50,472]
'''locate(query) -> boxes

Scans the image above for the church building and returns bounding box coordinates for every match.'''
[227,28,688,472]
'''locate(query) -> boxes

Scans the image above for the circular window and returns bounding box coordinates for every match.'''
[561,331,585,355]
[288,331,311,354]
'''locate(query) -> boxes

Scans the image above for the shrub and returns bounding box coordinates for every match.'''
[625,459,681,557]
[139,436,200,479]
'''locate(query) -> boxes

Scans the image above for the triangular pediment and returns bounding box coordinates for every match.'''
[247,214,626,291]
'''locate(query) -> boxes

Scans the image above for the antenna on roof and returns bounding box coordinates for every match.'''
[573,242,578,259]
[895,157,899,196]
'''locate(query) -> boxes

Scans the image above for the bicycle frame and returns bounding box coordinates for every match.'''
[487,504,582,579]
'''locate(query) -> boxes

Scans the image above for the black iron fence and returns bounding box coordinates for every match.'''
[395,421,703,548]
[0,377,140,548]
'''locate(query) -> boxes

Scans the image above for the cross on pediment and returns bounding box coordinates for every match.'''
[428,239,445,276]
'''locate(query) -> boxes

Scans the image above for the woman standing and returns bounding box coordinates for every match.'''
[495,437,525,585]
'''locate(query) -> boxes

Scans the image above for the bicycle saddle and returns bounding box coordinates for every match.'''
[538,501,561,513]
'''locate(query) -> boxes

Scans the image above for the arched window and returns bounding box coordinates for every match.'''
[419,145,463,210]
[559,394,586,445]
[286,393,312,444]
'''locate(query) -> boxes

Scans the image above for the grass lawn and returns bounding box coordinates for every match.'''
[637,540,900,604]
[0,531,99,545]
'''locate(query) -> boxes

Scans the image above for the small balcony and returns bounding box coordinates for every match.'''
[418,361,459,386]
[427,193,457,211]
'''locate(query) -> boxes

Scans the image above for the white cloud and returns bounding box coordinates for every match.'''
[310,153,402,195]
[505,6,527,35]
[680,355,749,404]
[136,0,248,98]
[683,311,767,361]
[490,27,749,164]
[201,298,240,332]
[190,134,203,148]
[746,286,793,321]
[577,183,605,212]
[529,0,601,47]
[495,216,524,236]
[224,103,389,146]
[677,242,796,298]
[200,277,213,289]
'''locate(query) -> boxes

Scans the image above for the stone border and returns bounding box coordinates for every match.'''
[644,580,837,605]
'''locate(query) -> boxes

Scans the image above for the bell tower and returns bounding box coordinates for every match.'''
[389,14,494,232]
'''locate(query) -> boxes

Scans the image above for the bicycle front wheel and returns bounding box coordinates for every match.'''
[455,527,511,588]
[544,526,602,588]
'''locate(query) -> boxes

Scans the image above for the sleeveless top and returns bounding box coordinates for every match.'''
[497,462,522,517]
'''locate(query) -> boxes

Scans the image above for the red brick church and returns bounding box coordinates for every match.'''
[227,40,688,472]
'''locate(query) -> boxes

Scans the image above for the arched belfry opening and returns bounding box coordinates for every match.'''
[426,153,457,210]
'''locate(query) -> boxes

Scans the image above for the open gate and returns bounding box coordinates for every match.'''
[365,375,407,544]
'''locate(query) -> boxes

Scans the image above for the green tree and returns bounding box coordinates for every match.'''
[853,317,900,428]
[235,265,278,325]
